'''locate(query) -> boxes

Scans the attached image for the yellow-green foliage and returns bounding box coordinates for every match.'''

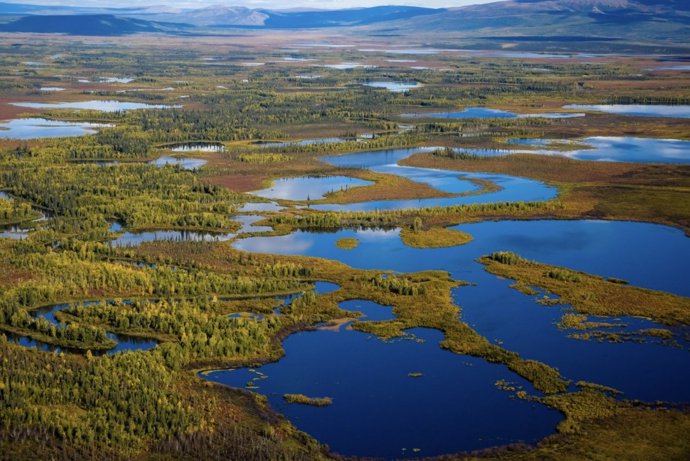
[283,393,332,406]
[543,389,621,434]
[481,253,690,325]
[335,237,359,250]
[400,226,473,248]
[349,270,568,394]
[237,153,291,164]
[0,197,38,225]
[558,313,624,330]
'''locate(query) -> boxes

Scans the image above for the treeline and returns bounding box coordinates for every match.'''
[606,95,690,105]
[65,298,278,362]
[0,341,207,450]
[0,161,243,234]
[0,240,311,351]
[271,200,564,230]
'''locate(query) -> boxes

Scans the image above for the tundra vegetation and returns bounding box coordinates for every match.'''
[0,32,689,461]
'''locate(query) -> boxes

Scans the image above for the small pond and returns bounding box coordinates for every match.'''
[363,81,423,93]
[149,156,207,170]
[166,142,225,153]
[235,215,273,233]
[321,63,375,70]
[0,117,109,139]
[402,107,585,119]
[563,104,690,119]
[252,176,374,201]
[110,229,235,247]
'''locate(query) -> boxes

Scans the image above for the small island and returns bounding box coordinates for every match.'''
[400,226,473,249]
[336,237,360,250]
[283,393,333,407]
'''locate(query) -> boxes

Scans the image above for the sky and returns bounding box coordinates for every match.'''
[5,0,496,10]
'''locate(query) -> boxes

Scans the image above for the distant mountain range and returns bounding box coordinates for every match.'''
[0,14,189,35]
[0,0,687,44]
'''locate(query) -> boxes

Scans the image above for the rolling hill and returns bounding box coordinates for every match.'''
[0,0,687,44]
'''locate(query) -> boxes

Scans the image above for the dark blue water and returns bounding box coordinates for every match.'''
[314,281,340,295]
[205,327,561,459]
[340,299,394,321]
[234,220,690,403]
[9,302,157,355]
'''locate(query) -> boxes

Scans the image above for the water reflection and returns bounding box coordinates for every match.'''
[563,104,690,119]
[363,81,423,93]
[0,118,109,139]
[110,230,234,247]
[506,136,690,164]
[402,107,585,119]
[234,220,690,404]
[10,100,179,112]
[252,176,373,201]
[149,156,207,170]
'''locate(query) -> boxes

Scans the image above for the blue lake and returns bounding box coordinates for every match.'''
[110,230,235,247]
[10,100,179,112]
[402,107,585,119]
[235,215,273,233]
[238,201,284,213]
[252,176,374,201]
[150,156,207,170]
[563,104,690,119]
[310,147,556,211]
[505,136,690,164]
[0,117,109,139]
[234,220,690,405]
[205,327,561,459]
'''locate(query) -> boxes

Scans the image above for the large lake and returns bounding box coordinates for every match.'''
[219,145,690,458]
